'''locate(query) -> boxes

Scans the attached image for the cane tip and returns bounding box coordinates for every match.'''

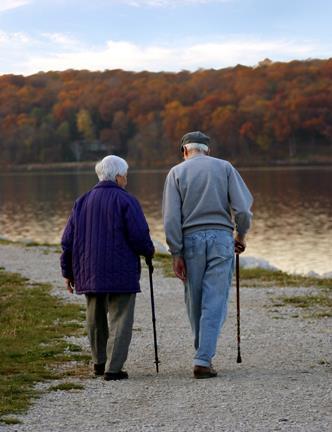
[237,356,242,364]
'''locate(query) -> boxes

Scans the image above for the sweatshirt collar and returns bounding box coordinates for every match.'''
[186,154,207,160]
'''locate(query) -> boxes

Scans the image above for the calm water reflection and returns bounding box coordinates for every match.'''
[0,167,331,275]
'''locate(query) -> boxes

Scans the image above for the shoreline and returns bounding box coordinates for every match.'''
[1,159,332,173]
[1,237,331,281]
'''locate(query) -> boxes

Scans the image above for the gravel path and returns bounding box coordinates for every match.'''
[0,244,331,432]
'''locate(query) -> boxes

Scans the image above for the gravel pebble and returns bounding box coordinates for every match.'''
[0,244,331,432]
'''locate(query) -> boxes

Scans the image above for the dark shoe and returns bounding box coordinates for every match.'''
[193,365,218,379]
[94,363,105,376]
[104,370,129,381]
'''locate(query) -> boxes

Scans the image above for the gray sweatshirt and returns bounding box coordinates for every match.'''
[162,154,253,256]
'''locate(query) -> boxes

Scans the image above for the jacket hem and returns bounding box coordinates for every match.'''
[76,289,141,295]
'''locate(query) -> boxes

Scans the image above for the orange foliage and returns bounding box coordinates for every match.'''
[0,59,331,165]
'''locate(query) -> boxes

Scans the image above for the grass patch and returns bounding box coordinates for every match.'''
[62,343,83,353]
[273,291,332,319]
[25,241,59,248]
[238,268,332,288]
[311,311,332,318]
[0,269,87,423]
[49,382,84,392]
[0,238,61,252]
[26,242,62,254]
[0,416,22,425]
[153,253,332,289]
[0,238,23,246]
[278,293,332,308]
[318,359,330,366]
[153,253,175,278]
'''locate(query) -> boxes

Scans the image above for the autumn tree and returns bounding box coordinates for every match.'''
[0,59,331,166]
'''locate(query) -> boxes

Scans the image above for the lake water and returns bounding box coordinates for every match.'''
[0,167,331,276]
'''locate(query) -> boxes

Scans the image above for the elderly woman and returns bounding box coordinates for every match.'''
[60,155,154,381]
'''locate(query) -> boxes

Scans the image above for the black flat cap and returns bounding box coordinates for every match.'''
[180,131,210,152]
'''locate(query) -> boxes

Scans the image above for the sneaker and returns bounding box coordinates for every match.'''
[104,370,129,381]
[193,365,218,379]
[94,363,105,376]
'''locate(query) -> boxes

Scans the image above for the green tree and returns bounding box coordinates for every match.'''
[76,109,96,142]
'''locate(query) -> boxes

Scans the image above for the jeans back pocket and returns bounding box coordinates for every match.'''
[184,235,195,259]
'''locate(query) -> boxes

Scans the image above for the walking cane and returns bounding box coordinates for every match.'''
[147,258,160,373]
[236,253,242,363]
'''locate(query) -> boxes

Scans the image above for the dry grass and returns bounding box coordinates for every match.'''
[0,269,88,423]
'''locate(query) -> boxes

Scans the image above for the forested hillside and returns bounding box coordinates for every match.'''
[0,58,331,167]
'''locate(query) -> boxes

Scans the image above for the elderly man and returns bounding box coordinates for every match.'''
[61,155,154,381]
[163,131,253,379]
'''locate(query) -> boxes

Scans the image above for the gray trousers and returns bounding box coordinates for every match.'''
[85,293,136,373]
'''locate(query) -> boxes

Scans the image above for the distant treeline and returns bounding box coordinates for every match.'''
[0,58,331,167]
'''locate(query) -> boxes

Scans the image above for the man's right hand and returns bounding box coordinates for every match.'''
[173,256,186,282]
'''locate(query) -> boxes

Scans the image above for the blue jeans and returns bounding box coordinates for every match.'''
[183,229,234,367]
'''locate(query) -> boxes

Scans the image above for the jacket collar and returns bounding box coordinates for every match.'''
[94,180,126,191]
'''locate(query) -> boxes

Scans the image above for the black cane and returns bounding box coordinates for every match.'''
[147,260,160,373]
[236,253,242,363]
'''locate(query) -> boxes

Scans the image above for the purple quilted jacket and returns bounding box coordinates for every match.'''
[60,180,154,294]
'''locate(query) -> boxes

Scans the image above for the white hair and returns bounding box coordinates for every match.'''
[184,142,209,153]
[95,155,128,181]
